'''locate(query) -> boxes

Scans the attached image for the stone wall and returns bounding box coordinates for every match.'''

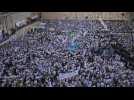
[41,12,129,20]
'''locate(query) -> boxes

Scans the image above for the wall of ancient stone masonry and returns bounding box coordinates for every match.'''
[0,12,131,33]
[41,12,129,20]
[128,12,134,22]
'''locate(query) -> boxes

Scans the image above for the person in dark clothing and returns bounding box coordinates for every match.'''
[87,56,94,63]
[26,54,31,64]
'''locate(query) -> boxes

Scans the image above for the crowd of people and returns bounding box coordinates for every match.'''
[103,20,133,33]
[0,20,134,87]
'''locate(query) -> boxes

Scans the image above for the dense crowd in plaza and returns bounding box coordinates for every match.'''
[0,20,134,87]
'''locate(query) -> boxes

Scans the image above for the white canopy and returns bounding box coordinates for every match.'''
[58,70,79,80]
[15,20,27,27]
